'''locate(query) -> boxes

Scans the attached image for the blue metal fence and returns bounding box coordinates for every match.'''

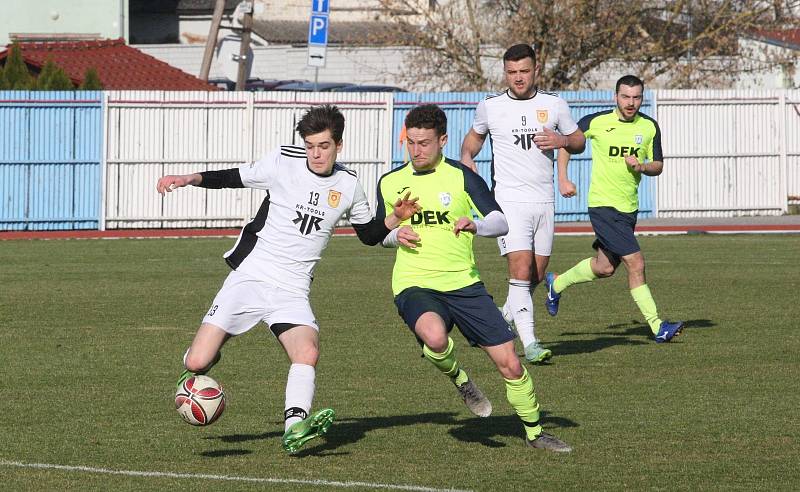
[0,91,103,230]
[392,90,655,221]
[0,90,656,231]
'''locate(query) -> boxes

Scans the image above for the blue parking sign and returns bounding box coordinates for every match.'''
[308,14,328,45]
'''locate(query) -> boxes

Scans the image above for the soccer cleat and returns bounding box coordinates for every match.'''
[282,408,336,454]
[655,320,684,343]
[544,272,561,316]
[525,432,572,453]
[176,369,193,390]
[454,379,492,417]
[524,342,553,363]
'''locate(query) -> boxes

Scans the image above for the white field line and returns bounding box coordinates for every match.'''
[0,460,472,492]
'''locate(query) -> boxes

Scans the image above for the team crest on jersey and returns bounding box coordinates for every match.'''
[328,190,342,208]
[537,110,548,123]
[439,192,451,207]
[634,135,643,145]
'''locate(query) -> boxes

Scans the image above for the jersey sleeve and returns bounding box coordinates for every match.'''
[578,114,594,139]
[555,97,579,135]
[472,99,489,135]
[649,120,663,162]
[462,164,501,218]
[348,179,374,225]
[376,175,390,219]
[238,148,280,190]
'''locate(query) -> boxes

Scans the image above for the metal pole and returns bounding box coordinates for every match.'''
[314,67,319,92]
[199,0,225,81]
[235,3,254,91]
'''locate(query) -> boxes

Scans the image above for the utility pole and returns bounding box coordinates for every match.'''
[235,2,254,91]
[199,0,226,81]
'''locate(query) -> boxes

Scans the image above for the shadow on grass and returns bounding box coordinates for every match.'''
[449,411,578,448]
[548,318,715,355]
[205,410,578,456]
[199,448,252,458]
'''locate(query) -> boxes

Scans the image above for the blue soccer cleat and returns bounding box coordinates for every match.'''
[544,272,561,316]
[655,321,684,343]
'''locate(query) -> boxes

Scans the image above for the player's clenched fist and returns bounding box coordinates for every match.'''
[156,174,201,195]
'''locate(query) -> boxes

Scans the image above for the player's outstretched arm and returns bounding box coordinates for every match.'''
[557,150,577,198]
[460,129,487,172]
[156,173,202,195]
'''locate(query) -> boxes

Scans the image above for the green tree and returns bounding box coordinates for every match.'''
[79,67,103,90]
[0,65,8,90]
[39,60,74,90]
[3,42,34,90]
[36,59,57,89]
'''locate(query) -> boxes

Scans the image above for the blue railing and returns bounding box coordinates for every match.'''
[0,91,103,230]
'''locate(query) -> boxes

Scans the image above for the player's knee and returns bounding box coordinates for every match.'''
[424,334,449,353]
[595,263,616,277]
[290,344,319,366]
[498,357,524,380]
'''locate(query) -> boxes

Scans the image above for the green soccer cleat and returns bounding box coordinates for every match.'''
[282,408,336,454]
[524,342,553,364]
[176,369,194,390]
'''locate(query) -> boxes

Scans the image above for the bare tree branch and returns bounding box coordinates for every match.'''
[375,0,800,90]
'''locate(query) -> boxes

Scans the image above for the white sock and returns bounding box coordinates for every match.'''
[284,363,315,431]
[508,279,536,347]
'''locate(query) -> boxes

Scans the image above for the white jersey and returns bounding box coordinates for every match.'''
[224,145,373,295]
[473,90,578,203]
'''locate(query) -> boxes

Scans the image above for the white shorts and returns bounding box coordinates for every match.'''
[496,201,555,256]
[202,270,318,336]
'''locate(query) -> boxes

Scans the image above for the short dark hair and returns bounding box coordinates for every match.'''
[404,104,447,137]
[616,75,644,93]
[503,44,536,64]
[296,104,345,143]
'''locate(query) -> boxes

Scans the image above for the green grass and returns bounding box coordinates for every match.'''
[1,234,799,491]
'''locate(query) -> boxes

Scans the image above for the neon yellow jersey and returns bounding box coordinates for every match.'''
[579,110,663,213]
[377,156,502,295]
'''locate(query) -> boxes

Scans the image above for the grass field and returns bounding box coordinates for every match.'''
[1,233,799,491]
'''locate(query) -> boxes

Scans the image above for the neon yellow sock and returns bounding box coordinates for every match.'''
[505,367,542,440]
[422,337,468,385]
[630,284,663,334]
[553,257,598,293]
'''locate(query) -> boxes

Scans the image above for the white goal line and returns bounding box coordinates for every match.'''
[0,459,472,492]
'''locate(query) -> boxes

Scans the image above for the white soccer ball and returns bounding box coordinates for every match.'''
[175,375,226,426]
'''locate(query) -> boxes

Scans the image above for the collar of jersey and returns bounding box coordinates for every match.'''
[411,155,445,175]
[505,87,538,101]
[306,161,335,177]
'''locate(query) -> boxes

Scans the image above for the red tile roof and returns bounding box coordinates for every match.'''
[0,38,217,91]
[751,28,800,51]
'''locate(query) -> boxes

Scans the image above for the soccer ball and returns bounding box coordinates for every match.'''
[175,375,226,426]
